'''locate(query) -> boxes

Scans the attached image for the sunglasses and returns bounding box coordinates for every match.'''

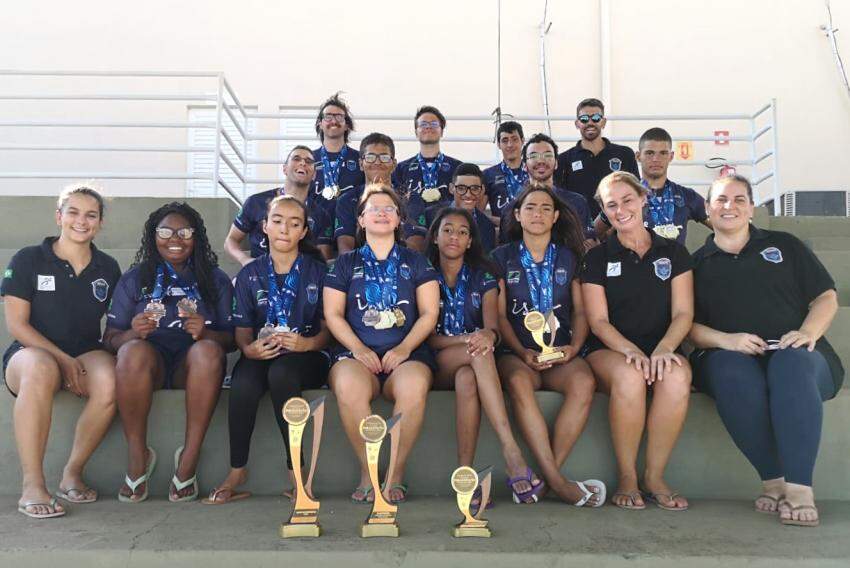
[577,113,604,124]
[155,227,195,240]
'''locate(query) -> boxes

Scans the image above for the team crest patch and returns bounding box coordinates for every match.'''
[256,290,268,305]
[352,265,364,279]
[674,192,685,207]
[609,158,622,172]
[400,263,412,280]
[441,162,451,172]
[346,159,358,171]
[653,257,672,281]
[507,270,521,284]
[555,268,568,286]
[91,278,109,302]
[760,247,783,264]
[306,283,319,304]
[471,291,481,309]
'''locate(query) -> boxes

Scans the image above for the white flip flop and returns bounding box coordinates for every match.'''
[574,479,607,508]
[169,445,198,503]
[118,447,157,504]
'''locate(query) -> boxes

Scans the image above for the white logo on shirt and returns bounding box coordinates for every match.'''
[606,262,622,277]
[571,160,583,172]
[37,275,55,291]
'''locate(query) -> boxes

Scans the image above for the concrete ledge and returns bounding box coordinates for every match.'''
[2,389,849,500]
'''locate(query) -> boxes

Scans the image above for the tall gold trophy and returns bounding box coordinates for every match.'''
[524,310,565,363]
[280,396,326,538]
[359,413,402,538]
[451,466,493,538]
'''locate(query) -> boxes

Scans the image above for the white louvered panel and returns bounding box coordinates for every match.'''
[278,106,319,160]
[187,106,257,199]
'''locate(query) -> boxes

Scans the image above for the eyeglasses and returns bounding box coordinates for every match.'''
[417,120,441,129]
[577,113,604,124]
[322,112,346,123]
[362,153,394,164]
[289,155,316,166]
[526,151,555,161]
[363,205,399,216]
[155,227,195,240]
[454,184,484,195]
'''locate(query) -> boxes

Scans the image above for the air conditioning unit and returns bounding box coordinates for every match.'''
[765,191,848,216]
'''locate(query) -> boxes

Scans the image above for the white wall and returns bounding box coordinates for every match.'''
[0,0,848,201]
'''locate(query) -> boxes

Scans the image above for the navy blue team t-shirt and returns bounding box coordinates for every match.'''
[392,154,462,235]
[492,242,578,351]
[232,252,325,338]
[483,163,529,219]
[310,145,365,220]
[435,265,499,336]
[324,245,438,354]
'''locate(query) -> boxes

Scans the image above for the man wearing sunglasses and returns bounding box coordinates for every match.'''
[224,145,334,264]
[393,105,462,251]
[555,98,639,221]
[310,93,365,219]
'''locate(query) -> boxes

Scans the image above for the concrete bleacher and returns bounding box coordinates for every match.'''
[0,197,848,502]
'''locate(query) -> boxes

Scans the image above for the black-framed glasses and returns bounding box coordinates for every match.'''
[155,227,195,240]
[578,113,604,124]
[454,184,484,195]
[322,112,346,123]
[362,153,393,164]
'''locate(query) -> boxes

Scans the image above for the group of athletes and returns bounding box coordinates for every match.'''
[1,94,843,529]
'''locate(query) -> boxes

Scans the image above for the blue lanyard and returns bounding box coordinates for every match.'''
[360,244,400,310]
[152,262,199,302]
[416,153,445,189]
[320,146,348,189]
[500,162,529,201]
[438,264,469,336]
[519,242,556,314]
[266,254,301,328]
[643,179,675,226]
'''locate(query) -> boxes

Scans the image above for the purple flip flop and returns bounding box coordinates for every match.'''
[506,467,546,504]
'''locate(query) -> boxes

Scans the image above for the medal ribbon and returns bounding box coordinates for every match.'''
[152,262,199,302]
[416,152,445,190]
[519,242,556,314]
[500,162,529,201]
[360,243,400,310]
[438,264,469,336]
[266,253,302,328]
[320,146,348,190]
[643,179,675,226]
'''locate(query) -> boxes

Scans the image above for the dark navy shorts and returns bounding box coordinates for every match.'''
[330,344,436,383]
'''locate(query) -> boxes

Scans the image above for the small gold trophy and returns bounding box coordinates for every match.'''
[451,466,493,538]
[280,396,326,538]
[359,413,402,538]
[524,310,565,364]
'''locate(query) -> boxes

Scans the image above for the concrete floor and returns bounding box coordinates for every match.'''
[1,496,849,567]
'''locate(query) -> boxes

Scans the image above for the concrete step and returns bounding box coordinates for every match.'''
[1,389,848,500]
[815,252,850,306]
[1,496,848,568]
[0,196,239,250]
[769,216,850,238]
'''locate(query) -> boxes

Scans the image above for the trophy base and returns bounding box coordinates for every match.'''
[453,525,491,538]
[536,351,565,363]
[280,523,321,538]
[360,522,399,538]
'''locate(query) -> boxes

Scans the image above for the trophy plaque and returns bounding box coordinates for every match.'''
[524,310,565,364]
[451,466,493,538]
[359,413,402,538]
[280,396,326,538]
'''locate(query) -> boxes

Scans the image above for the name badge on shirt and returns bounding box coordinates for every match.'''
[37,275,56,291]
[606,262,621,277]
[571,160,583,172]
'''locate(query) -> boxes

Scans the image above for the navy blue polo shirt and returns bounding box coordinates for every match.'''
[232,252,325,337]
[498,186,593,244]
[556,138,640,219]
[580,230,692,354]
[1,237,121,358]
[333,183,366,241]
[232,188,333,257]
[324,246,438,354]
[692,226,844,391]
[425,205,497,252]
[598,180,707,245]
[492,242,577,351]
[392,154,462,234]
[483,162,529,218]
[107,264,234,351]
[310,145,365,219]
[435,265,498,336]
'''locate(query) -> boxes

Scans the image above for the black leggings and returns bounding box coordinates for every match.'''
[228,351,329,469]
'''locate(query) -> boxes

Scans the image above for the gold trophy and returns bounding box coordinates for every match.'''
[280,396,326,538]
[451,466,493,538]
[524,310,565,364]
[359,413,402,538]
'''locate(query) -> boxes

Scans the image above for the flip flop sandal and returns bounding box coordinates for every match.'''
[201,487,252,505]
[18,497,66,519]
[118,447,157,504]
[612,491,646,510]
[386,483,408,504]
[574,479,607,508]
[56,486,97,504]
[169,446,199,503]
[780,505,820,527]
[350,486,374,504]
[507,468,545,504]
[754,494,783,515]
[643,490,689,511]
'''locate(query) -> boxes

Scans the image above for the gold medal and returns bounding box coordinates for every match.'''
[392,307,406,328]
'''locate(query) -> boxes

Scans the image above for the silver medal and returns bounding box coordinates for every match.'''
[374,310,395,330]
[258,324,276,340]
[275,325,290,333]
[144,300,166,323]
[177,297,197,316]
[321,184,339,200]
[362,308,381,327]
[421,186,441,203]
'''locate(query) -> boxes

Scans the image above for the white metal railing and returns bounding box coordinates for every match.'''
[0,70,783,213]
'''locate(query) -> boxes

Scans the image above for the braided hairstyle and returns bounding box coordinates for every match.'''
[132,201,221,306]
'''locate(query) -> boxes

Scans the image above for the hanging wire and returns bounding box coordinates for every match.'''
[821,0,850,100]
